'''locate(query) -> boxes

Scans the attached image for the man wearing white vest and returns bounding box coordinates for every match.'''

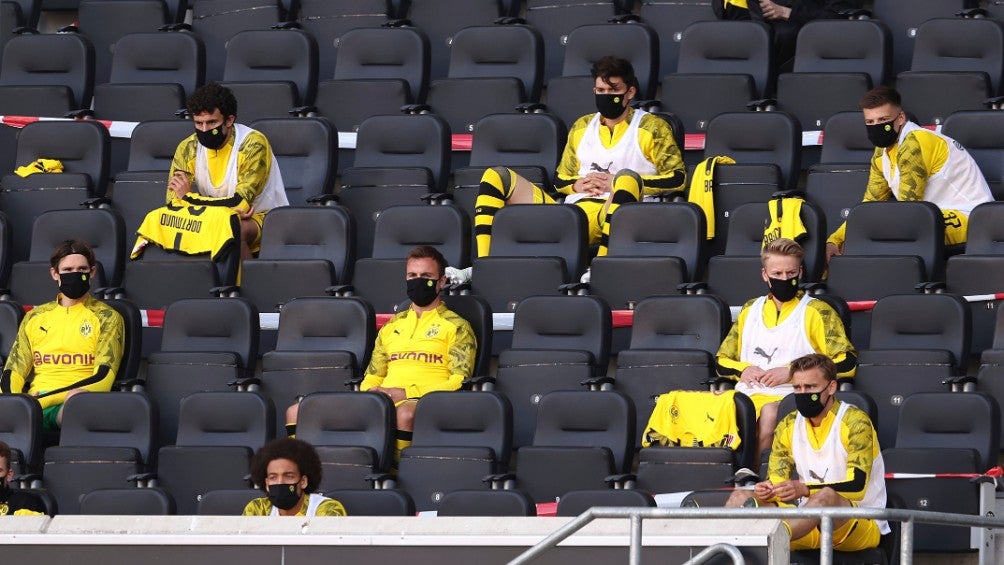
[726,354,890,553]
[826,85,993,261]
[717,238,856,464]
[446,56,686,283]
[167,82,288,260]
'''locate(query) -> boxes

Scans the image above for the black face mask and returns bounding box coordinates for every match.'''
[267,483,302,511]
[595,93,628,120]
[406,277,440,307]
[195,123,229,150]
[768,275,799,303]
[866,119,899,148]
[59,271,90,300]
[794,388,829,419]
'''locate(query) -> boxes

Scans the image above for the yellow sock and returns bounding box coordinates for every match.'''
[474,166,516,258]
[598,169,642,256]
[285,423,296,438]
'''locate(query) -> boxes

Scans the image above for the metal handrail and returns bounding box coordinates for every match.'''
[508,506,1004,565]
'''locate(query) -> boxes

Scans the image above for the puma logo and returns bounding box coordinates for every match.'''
[590,162,612,173]
[753,347,777,364]
[39,326,47,333]
[706,413,715,423]
[809,468,828,482]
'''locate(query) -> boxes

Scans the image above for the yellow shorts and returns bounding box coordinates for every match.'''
[529,183,607,246]
[249,210,267,252]
[942,209,969,246]
[748,393,783,419]
[786,500,883,552]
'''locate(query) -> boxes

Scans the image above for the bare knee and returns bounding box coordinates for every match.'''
[396,401,417,431]
[805,487,845,507]
[760,402,779,431]
[725,489,754,508]
[285,402,299,425]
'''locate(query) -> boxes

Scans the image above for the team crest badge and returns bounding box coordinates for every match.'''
[425,325,440,338]
[80,320,93,338]
[670,405,679,424]
[0,502,8,515]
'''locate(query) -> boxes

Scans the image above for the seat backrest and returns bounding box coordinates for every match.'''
[0,394,41,473]
[249,117,336,205]
[532,390,634,473]
[467,112,566,172]
[871,0,973,76]
[941,111,1004,201]
[223,29,318,104]
[297,0,393,79]
[331,26,429,102]
[28,208,126,287]
[555,489,655,516]
[126,119,197,172]
[411,391,511,463]
[7,0,40,28]
[637,0,716,76]
[842,200,945,280]
[159,298,259,368]
[677,20,772,97]
[323,488,415,516]
[560,22,659,99]
[895,392,1000,470]
[524,0,620,83]
[13,120,111,195]
[437,489,535,516]
[629,295,730,355]
[704,112,800,191]
[0,299,24,361]
[79,487,176,515]
[352,113,451,192]
[404,0,503,80]
[295,392,395,472]
[0,33,95,109]
[869,293,970,372]
[196,488,262,515]
[512,295,611,369]
[793,19,891,87]
[59,392,156,465]
[442,294,493,379]
[489,204,588,279]
[961,201,1004,255]
[190,0,283,82]
[174,391,274,449]
[77,0,171,85]
[820,111,874,165]
[257,206,354,282]
[910,18,1004,93]
[447,24,543,101]
[605,202,705,281]
[102,298,142,384]
[370,205,470,268]
[725,200,826,283]
[275,297,375,367]
[108,32,204,96]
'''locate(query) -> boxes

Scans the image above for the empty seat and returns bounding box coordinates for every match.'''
[0,32,95,116]
[190,0,283,82]
[404,0,505,80]
[944,202,1004,352]
[871,0,975,76]
[79,487,175,515]
[638,0,716,77]
[0,393,41,475]
[323,489,415,516]
[75,0,171,85]
[437,489,535,517]
[249,117,337,206]
[524,0,620,83]
[222,29,318,122]
[555,489,655,517]
[196,488,262,515]
[296,0,393,79]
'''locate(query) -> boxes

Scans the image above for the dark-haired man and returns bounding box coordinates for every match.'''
[447,55,686,283]
[0,440,46,516]
[244,437,346,517]
[826,85,993,261]
[166,82,288,260]
[0,240,124,430]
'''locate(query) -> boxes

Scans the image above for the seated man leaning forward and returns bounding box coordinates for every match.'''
[726,354,890,553]
[716,238,856,463]
[164,82,288,260]
[286,245,477,460]
[244,437,346,517]
[0,239,124,431]
[446,55,686,282]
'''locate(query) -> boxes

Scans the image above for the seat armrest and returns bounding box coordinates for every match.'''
[747,98,777,112]
[677,282,707,294]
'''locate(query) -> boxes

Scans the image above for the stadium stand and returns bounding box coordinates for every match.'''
[221,28,318,122]
[402,0,506,81]
[0,32,94,117]
[79,487,176,515]
[295,0,394,80]
[73,0,171,86]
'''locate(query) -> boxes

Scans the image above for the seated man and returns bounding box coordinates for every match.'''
[0,440,46,516]
[244,437,346,517]
[716,238,855,463]
[726,354,890,553]
[159,82,288,261]
[0,240,125,431]
[827,85,993,260]
[448,55,686,282]
[286,245,477,460]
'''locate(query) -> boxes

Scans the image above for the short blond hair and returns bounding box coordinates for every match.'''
[761,238,804,268]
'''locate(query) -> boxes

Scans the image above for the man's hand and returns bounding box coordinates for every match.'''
[759,0,791,20]
[825,242,842,262]
[370,386,407,403]
[573,177,605,196]
[168,170,192,199]
[237,205,256,221]
[760,366,791,387]
[771,480,809,502]
[585,171,614,193]
[753,480,775,502]
[740,365,767,386]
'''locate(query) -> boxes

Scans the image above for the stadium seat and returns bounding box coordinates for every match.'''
[141,298,259,446]
[221,28,318,122]
[255,297,376,438]
[0,120,110,263]
[91,31,205,121]
[196,488,261,515]
[156,391,275,515]
[0,32,95,116]
[102,298,143,387]
[0,212,14,290]
[942,110,1004,201]
[818,110,875,166]
[555,489,655,517]
[944,202,1004,352]
[6,208,125,306]
[481,295,611,448]
[514,390,634,503]
[249,116,337,206]
[295,392,395,491]
[393,391,512,512]
[0,393,41,476]
[871,0,976,76]
[323,489,415,516]
[296,0,393,79]
[804,165,869,245]
[973,308,1004,442]
[79,487,176,515]
[42,392,156,514]
[5,0,40,29]
[638,0,715,77]
[190,0,283,82]
[0,299,23,364]
[403,0,506,80]
[524,0,621,83]
[238,206,355,313]
[437,489,535,517]
[75,0,171,86]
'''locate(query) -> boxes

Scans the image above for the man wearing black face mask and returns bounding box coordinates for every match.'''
[0,240,124,431]
[717,238,855,463]
[0,441,46,516]
[166,82,288,261]
[244,438,346,517]
[826,85,992,261]
[446,56,686,284]
[285,246,475,461]
[726,354,889,554]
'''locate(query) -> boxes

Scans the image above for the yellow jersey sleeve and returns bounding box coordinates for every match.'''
[315,498,347,516]
[715,297,759,379]
[804,300,857,379]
